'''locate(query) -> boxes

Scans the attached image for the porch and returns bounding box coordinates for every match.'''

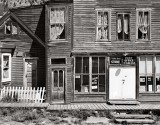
[0,102,160,111]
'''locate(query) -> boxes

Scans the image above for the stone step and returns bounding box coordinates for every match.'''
[113,114,152,119]
[115,118,155,124]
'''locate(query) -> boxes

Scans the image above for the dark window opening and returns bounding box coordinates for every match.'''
[51,58,66,64]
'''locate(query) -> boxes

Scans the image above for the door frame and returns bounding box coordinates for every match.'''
[50,66,67,104]
[108,65,137,100]
[23,57,38,87]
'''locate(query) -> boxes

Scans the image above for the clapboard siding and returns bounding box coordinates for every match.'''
[73,0,160,53]
[46,3,73,103]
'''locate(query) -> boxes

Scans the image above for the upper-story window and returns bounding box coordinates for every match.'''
[50,7,66,40]
[137,9,151,40]
[96,9,110,41]
[5,19,18,35]
[117,13,130,40]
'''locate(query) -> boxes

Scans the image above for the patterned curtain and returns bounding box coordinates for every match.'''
[50,8,65,40]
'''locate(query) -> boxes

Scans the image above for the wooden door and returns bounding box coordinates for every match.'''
[24,59,37,87]
[109,66,136,100]
[51,69,65,103]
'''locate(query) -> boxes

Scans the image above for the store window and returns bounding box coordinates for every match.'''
[117,13,130,40]
[1,53,11,82]
[137,9,151,40]
[75,57,106,93]
[50,7,66,40]
[96,9,110,41]
[139,56,160,93]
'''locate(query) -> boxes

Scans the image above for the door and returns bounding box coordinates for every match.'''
[109,66,136,100]
[51,69,65,103]
[24,59,37,87]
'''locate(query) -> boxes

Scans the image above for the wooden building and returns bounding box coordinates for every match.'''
[1,0,160,104]
[72,0,160,104]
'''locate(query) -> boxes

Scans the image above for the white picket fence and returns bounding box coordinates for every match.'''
[0,87,46,103]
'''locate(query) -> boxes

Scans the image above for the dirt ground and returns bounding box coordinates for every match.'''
[0,108,114,125]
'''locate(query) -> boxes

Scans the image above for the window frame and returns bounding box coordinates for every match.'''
[1,53,11,82]
[95,8,111,42]
[136,8,151,41]
[49,6,67,41]
[5,20,18,35]
[74,56,106,94]
[117,13,130,41]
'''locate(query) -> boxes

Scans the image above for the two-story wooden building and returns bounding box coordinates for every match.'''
[1,0,160,104]
[72,0,160,104]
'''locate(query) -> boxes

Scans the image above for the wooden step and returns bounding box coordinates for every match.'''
[115,118,155,124]
[108,100,140,105]
[113,114,152,119]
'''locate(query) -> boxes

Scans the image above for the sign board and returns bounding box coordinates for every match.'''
[110,56,136,65]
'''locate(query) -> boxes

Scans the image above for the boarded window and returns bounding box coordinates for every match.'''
[50,7,66,40]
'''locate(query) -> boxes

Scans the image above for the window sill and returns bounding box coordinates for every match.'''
[139,92,159,94]
[95,40,111,43]
[136,40,151,42]
[48,39,68,43]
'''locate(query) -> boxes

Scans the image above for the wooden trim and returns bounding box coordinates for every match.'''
[136,56,139,100]
[10,13,45,47]
[106,56,109,101]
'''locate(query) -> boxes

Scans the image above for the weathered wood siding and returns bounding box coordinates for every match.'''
[46,3,73,103]
[0,6,46,88]
[73,0,160,103]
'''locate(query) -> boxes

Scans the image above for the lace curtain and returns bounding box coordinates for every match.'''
[50,8,65,40]
[138,12,148,34]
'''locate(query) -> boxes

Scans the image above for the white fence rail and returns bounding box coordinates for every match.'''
[0,87,46,103]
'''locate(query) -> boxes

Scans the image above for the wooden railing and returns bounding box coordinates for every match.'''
[0,87,46,103]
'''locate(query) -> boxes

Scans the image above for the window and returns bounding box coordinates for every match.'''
[139,56,153,92]
[5,19,18,35]
[137,9,151,40]
[117,13,130,40]
[2,53,11,82]
[51,58,66,64]
[96,9,110,41]
[50,7,66,40]
[75,57,106,93]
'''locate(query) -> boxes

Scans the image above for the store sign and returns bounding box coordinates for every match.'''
[110,56,136,65]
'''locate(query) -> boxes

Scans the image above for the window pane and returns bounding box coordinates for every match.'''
[99,57,105,73]
[82,75,89,92]
[99,75,105,92]
[139,76,146,92]
[117,14,123,40]
[54,71,58,87]
[83,57,89,73]
[59,70,63,87]
[50,8,65,23]
[139,57,146,74]
[98,12,103,25]
[97,27,103,39]
[92,57,98,73]
[147,57,153,74]
[92,75,98,92]
[156,76,160,92]
[147,76,153,92]
[75,57,82,73]
[75,75,81,92]
[104,12,108,25]
[124,14,129,40]
[156,57,160,73]
[3,56,9,79]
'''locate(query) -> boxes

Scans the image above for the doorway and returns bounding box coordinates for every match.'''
[24,59,37,87]
[51,68,65,103]
[109,66,136,100]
